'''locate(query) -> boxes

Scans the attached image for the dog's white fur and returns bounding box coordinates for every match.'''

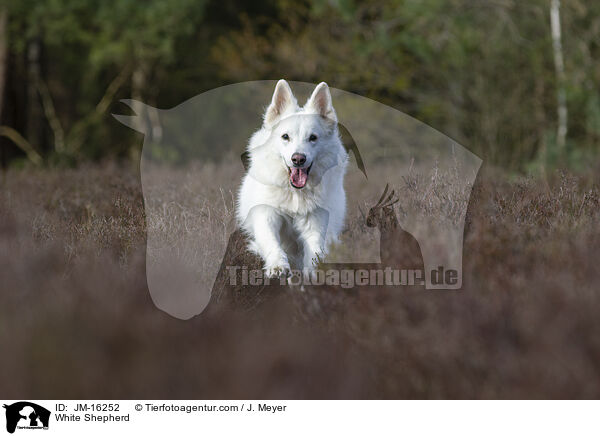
[237,80,348,277]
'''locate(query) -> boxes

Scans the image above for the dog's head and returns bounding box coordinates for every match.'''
[261,80,341,189]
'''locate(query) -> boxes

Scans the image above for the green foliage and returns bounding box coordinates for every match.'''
[2,0,600,170]
[4,0,207,163]
[210,0,600,171]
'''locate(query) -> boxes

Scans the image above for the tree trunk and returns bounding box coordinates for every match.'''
[0,7,7,169]
[0,8,7,122]
[550,0,567,152]
[131,62,147,135]
[26,38,43,151]
[131,61,162,146]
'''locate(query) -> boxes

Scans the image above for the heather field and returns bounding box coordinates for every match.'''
[1,161,600,399]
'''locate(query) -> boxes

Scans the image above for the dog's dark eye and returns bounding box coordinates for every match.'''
[281,133,290,141]
[309,134,318,142]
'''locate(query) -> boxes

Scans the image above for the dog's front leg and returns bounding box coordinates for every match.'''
[243,205,290,277]
[295,207,329,275]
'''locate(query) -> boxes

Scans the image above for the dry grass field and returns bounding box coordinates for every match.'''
[1,160,600,398]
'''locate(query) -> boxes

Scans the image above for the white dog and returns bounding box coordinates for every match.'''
[237,80,348,277]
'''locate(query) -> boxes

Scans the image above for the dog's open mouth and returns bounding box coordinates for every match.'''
[288,163,312,189]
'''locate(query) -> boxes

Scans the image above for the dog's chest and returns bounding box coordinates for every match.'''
[278,187,322,216]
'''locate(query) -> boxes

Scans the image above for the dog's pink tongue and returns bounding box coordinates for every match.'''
[290,167,308,188]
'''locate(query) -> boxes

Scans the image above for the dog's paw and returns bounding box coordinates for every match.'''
[264,263,291,278]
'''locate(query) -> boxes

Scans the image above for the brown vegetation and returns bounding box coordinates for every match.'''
[1,161,600,398]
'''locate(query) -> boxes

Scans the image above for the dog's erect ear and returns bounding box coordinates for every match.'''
[264,80,297,126]
[306,82,337,124]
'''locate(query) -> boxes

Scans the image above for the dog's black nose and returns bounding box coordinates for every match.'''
[291,153,306,167]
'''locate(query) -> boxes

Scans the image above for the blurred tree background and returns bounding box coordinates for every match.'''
[0,0,598,172]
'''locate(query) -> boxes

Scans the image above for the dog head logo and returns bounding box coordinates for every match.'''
[3,402,50,434]
[114,80,481,319]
